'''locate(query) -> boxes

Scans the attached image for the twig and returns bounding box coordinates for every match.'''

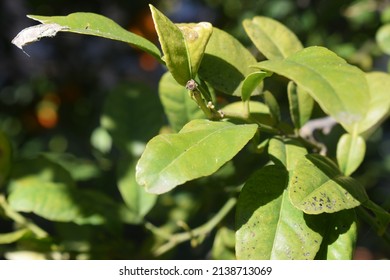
[145,197,237,256]
[0,194,48,239]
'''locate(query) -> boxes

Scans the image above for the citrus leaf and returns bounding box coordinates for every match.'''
[150,5,190,85]
[255,46,370,134]
[101,82,164,153]
[25,12,161,60]
[243,16,303,59]
[315,210,357,260]
[241,71,269,102]
[337,133,366,176]
[221,101,274,125]
[376,23,390,55]
[8,156,135,225]
[287,81,314,129]
[236,165,323,259]
[117,158,157,221]
[177,22,213,78]
[356,72,390,135]
[263,91,281,124]
[198,28,258,96]
[136,120,257,194]
[159,72,204,132]
[268,137,307,172]
[289,154,369,214]
[211,227,236,260]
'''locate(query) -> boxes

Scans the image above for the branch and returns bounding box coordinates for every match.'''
[0,194,48,239]
[145,197,237,256]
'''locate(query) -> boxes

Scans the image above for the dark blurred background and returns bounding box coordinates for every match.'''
[1,0,390,259]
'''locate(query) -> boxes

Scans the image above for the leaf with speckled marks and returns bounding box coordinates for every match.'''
[289,154,369,214]
[236,165,323,260]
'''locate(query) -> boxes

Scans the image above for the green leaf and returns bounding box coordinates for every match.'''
[150,6,212,85]
[268,137,307,172]
[376,23,390,55]
[287,82,314,129]
[198,27,258,96]
[136,120,257,194]
[337,133,366,176]
[159,72,204,132]
[101,82,164,153]
[26,12,161,60]
[315,210,357,260]
[0,229,30,244]
[117,158,157,221]
[8,156,134,225]
[177,22,213,77]
[241,71,269,101]
[221,101,274,125]
[236,165,323,260]
[289,154,369,214]
[243,16,303,59]
[356,72,390,135]
[0,130,12,188]
[263,91,281,124]
[150,5,190,85]
[211,227,236,260]
[255,46,370,134]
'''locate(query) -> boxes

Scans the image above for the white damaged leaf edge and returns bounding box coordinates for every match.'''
[12,23,69,55]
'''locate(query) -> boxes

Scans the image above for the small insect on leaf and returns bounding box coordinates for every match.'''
[11,23,68,55]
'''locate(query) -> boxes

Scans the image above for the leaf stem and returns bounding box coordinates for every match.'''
[145,196,237,256]
[0,194,48,239]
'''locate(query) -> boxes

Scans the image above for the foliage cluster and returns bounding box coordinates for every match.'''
[1,2,390,259]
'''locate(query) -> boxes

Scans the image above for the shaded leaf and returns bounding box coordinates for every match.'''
[287,81,314,129]
[255,46,370,134]
[315,210,357,260]
[211,227,236,260]
[241,71,269,101]
[236,165,323,259]
[243,16,303,59]
[117,158,157,221]
[198,28,258,96]
[263,91,281,124]
[136,120,257,194]
[159,72,204,132]
[101,82,164,153]
[289,154,369,214]
[221,101,274,125]
[8,156,137,225]
[26,12,161,60]
[337,133,366,176]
